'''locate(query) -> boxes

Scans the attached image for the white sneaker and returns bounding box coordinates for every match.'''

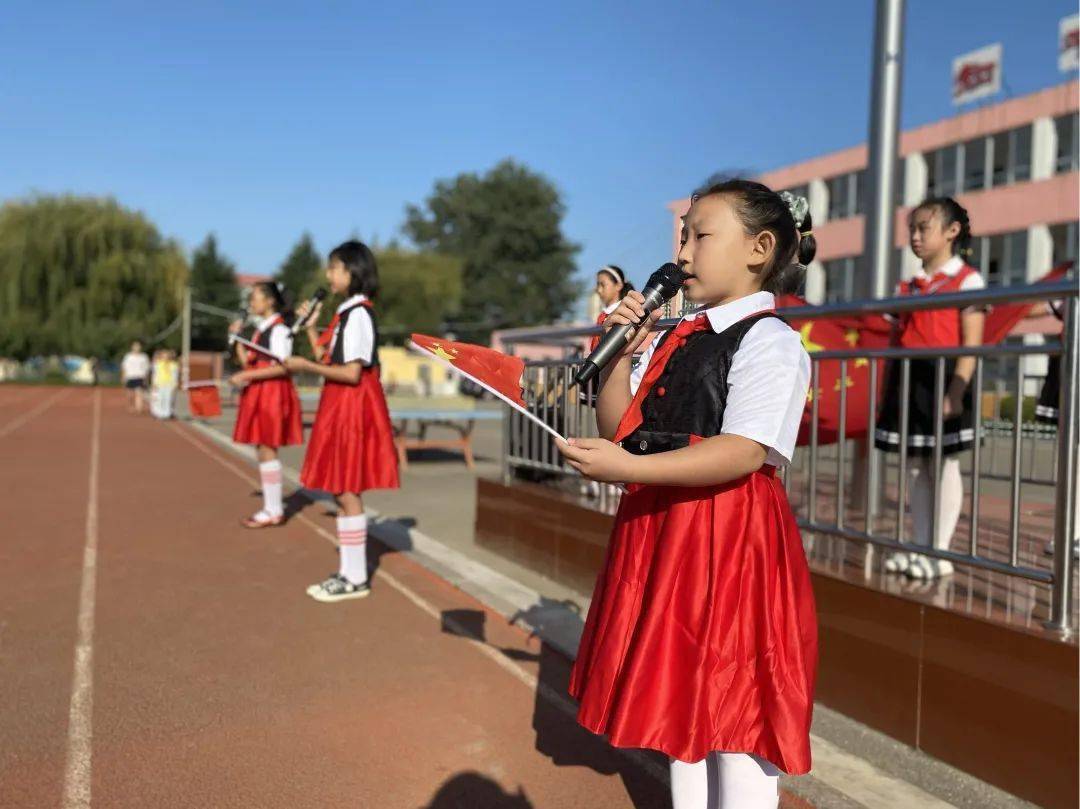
[906,556,954,580]
[884,552,911,574]
[308,573,371,603]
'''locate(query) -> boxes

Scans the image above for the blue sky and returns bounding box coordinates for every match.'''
[1,1,1074,317]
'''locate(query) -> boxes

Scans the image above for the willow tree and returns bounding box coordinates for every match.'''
[0,195,188,360]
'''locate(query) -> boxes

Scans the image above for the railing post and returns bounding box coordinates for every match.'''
[1047,297,1077,634]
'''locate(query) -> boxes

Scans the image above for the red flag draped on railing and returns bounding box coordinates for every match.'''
[777,295,892,445]
[779,261,1073,446]
[981,262,1072,344]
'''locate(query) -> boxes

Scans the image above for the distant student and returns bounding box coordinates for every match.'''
[228,281,304,528]
[150,349,179,419]
[120,341,150,414]
[285,241,399,602]
[589,265,634,353]
[875,197,986,580]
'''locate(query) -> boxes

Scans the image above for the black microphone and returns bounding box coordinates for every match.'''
[291,288,328,335]
[573,262,689,388]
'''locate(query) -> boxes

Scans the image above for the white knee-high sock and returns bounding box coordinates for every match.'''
[936,457,963,552]
[337,514,368,585]
[910,457,964,553]
[259,460,283,517]
[670,753,780,809]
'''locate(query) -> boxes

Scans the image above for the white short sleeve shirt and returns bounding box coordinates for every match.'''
[629,291,810,467]
[331,294,375,365]
[254,316,293,361]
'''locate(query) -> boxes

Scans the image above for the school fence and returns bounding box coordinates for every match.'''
[496,279,1079,634]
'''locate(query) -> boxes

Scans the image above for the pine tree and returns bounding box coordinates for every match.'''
[274,232,323,301]
[189,234,240,350]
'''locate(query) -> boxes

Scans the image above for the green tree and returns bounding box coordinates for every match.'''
[274,232,323,300]
[190,234,239,350]
[0,195,187,360]
[376,247,463,342]
[403,159,581,332]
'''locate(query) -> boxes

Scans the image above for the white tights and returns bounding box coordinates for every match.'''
[669,753,781,809]
[910,456,963,552]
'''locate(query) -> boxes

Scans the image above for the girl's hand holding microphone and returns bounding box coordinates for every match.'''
[295,299,323,330]
[605,290,664,359]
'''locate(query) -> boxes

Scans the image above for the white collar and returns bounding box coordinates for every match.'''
[686,291,776,334]
[913,255,964,280]
[336,293,367,314]
[253,314,281,331]
[601,300,620,315]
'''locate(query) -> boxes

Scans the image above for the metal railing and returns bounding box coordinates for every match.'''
[500,279,1078,633]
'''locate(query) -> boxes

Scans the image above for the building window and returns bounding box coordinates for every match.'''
[961,137,987,192]
[826,174,854,221]
[972,230,1028,286]
[990,126,1032,187]
[1055,114,1079,173]
[823,257,857,302]
[1050,222,1079,265]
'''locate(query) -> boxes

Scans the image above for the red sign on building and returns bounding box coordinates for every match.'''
[952,43,1002,106]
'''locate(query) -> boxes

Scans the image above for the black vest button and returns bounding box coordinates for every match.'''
[656,387,666,397]
[639,439,648,451]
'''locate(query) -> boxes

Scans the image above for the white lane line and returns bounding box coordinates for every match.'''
[0,388,69,439]
[61,388,101,809]
[174,423,958,807]
[169,423,671,783]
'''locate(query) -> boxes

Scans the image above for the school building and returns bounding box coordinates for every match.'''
[667,79,1079,304]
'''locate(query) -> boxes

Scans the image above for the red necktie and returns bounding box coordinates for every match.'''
[613,314,711,443]
[316,314,340,364]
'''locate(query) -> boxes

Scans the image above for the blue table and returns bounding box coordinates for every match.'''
[389,409,503,469]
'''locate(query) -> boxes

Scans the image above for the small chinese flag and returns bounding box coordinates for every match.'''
[187,384,222,418]
[409,334,527,408]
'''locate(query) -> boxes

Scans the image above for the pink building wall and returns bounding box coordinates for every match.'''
[667,80,1080,263]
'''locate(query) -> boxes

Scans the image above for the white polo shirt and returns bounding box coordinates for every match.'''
[328,294,375,365]
[630,291,811,467]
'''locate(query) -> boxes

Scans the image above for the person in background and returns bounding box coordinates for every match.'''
[121,340,150,414]
[588,265,635,353]
[150,349,179,419]
[874,197,986,580]
[228,281,304,528]
[285,241,400,602]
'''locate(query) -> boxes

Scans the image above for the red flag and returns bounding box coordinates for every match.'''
[408,334,528,408]
[187,384,221,418]
[777,295,890,445]
[982,262,1072,345]
[408,334,565,442]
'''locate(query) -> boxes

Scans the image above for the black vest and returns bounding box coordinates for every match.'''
[247,317,285,366]
[624,311,782,455]
[330,303,380,367]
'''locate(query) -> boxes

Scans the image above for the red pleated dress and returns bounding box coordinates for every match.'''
[569,310,818,774]
[300,298,400,495]
[232,315,304,448]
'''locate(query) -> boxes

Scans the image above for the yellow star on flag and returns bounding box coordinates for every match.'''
[833,375,855,392]
[800,323,824,353]
[431,343,458,362]
[843,329,859,348]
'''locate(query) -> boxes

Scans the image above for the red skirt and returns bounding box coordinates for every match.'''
[232,377,303,448]
[569,468,818,773]
[300,371,400,495]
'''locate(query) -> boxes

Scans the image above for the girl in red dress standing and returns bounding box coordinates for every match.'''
[590,265,634,352]
[284,241,400,603]
[559,180,818,809]
[229,281,304,528]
